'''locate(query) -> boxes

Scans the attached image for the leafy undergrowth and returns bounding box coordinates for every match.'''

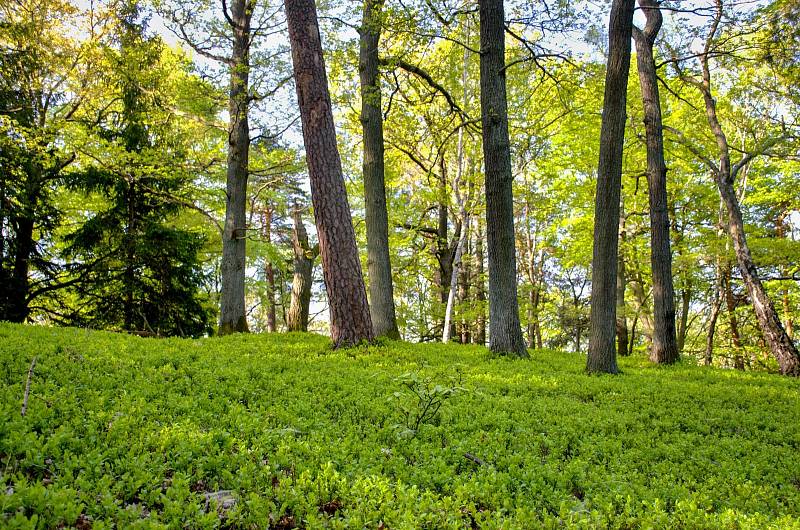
[1,323,799,529]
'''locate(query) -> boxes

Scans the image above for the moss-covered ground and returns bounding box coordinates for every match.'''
[1,323,799,528]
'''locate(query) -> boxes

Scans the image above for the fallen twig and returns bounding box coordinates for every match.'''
[21,356,37,417]
[464,452,489,467]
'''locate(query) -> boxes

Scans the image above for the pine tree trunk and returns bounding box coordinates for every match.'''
[287,205,317,332]
[587,0,635,373]
[219,0,252,335]
[633,0,679,364]
[479,0,527,357]
[359,0,400,339]
[285,0,374,348]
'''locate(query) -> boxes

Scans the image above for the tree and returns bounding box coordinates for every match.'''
[286,203,318,331]
[587,0,636,373]
[479,0,527,357]
[217,0,255,335]
[671,0,800,375]
[0,0,91,322]
[158,0,289,335]
[63,3,213,337]
[359,0,400,339]
[632,0,679,364]
[284,0,374,347]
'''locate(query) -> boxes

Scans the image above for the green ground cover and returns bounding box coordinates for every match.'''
[1,323,799,528]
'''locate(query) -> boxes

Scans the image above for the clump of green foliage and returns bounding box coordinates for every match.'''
[1,323,799,528]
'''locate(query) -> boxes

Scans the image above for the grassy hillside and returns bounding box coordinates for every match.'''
[1,323,799,529]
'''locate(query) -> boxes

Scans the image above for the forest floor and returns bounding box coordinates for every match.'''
[1,323,799,529]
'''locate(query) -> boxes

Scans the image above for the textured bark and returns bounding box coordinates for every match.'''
[616,212,629,356]
[692,0,800,375]
[587,0,635,373]
[633,0,679,364]
[285,0,374,347]
[359,0,400,339]
[287,205,318,332]
[218,0,252,335]
[479,0,527,357]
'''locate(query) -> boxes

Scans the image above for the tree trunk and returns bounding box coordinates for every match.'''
[694,1,800,375]
[587,0,635,373]
[616,211,629,356]
[218,0,252,335]
[359,0,400,339]
[443,25,472,345]
[459,228,472,344]
[479,0,527,357]
[723,264,745,370]
[474,216,486,345]
[287,204,317,332]
[261,208,277,332]
[8,216,34,323]
[628,312,638,357]
[677,282,691,352]
[285,0,374,348]
[633,0,679,364]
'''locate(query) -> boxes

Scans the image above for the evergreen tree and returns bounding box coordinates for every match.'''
[63,3,213,337]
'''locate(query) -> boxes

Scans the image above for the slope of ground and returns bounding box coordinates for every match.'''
[1,323,799,529]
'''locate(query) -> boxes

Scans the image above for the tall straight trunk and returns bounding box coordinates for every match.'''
[587,0,636,373]
[474,216,486,345]
[218,0,252,335]
[287,205,317,331]
[693,0,799,375]
[633,0,679,364]
[479,0,527,357]
[359,0,400,339]
[285,0,374,347]
[616,211,629,356]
